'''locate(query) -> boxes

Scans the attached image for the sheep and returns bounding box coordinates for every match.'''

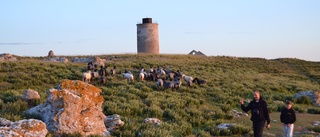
[192,77,207,85]
[92,71,99,79]
[156,78,163,89]
[163,79,174,90]
[173,77,182,89]
[99,66,107,76]
[82,71,92,83]
[166,72,175,81]
[122,73,134,82]
[100,75,107,85]
[181,74,193,82]
[186,80,193,87]
[110,66,116,75]
[155,67,166,77]
[139,72,145,81]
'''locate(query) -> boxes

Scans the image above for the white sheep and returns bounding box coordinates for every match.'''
[156,78,163,89]
[139,72,145,81]
[182,74,193,82]
[122,73,134,82]
[82,71,92,83]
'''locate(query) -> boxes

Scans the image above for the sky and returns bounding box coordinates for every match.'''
[1,0,320,61]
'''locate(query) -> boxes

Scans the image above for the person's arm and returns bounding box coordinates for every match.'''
[292,109,296,123]
[280,110,284,123]
[240,100,251,112]
[263,101,271,124]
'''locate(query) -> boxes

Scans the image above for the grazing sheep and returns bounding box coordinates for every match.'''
[92,71,99,79]
[192,77,207,85]
[148,67,154,73]
[181,74,193,82]
[139,72,145,81]
[82,71,92,83]
[186,80,193,87]
[156,78,163,89]
[166,72,175,81]
[173,76,182,89]
[163,79,174,90]
[156,67,166,77]
[99,66,107,76]
[100,75,107,85]
[147,72,157,81]
[87,62,95,71]
[122,73,134,82]
[110,66,116,75]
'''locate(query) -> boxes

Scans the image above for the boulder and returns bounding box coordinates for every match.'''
[144,118,161,125]
[22,89,41,108]
[0,118,48,137]
[21,89,40,101]
[25,79,109,136]
[217,123,235,130]
[104,114,125,131]
[294,91,320,107]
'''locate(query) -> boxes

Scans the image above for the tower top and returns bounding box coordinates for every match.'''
[142,18,152,23]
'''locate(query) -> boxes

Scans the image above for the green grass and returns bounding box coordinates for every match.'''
[0,54,320,136]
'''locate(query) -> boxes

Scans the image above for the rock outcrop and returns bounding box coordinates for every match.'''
[0,53,17,62]
[0,118,48,137]
[294,91,320,107]
[25,79,108,136]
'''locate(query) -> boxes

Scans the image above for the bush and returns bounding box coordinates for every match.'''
[307,108,320,114]
[308,126,320,133]
[296,96,312,105]
[293,105,306,113]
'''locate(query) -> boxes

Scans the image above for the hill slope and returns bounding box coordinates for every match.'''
[0,54,319,136]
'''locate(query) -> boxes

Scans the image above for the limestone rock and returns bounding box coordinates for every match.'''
[294,91,320,107]
[0,118,48,137]
[26,79,109,136]
[144,118,161,125]
[105,114,125,131]
[0,118,13,126]
[22,89,40,101]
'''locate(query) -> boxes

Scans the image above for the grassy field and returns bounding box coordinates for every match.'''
[0,54,320,136]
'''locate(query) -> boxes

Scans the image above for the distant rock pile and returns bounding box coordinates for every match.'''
[25,79,109,136]
[0,53,17,62]
[0,118,48,137]
[294,91,320,107]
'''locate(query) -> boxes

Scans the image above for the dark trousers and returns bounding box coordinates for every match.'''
[253,121,265,137]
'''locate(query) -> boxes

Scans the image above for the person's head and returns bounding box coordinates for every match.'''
[253,90,260,101]
[285,101,292,109]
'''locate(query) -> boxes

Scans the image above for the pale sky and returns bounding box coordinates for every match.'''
[1,0,319,61]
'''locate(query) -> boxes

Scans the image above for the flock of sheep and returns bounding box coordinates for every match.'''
[82,62,207,90]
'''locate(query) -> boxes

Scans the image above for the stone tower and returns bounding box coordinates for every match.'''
[137,18,159,54]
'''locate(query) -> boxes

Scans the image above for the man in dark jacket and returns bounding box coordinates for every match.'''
[240,90,271,137]
[280,101,296,137]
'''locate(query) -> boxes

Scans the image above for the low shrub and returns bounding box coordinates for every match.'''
[308,126,320,133]
[296,96,312,105]
[307,108,320,114]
